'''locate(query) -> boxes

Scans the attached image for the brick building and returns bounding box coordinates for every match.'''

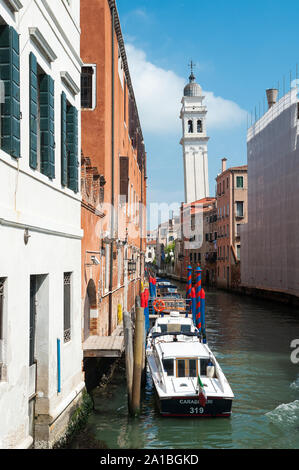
[80,0,147,343]
[216,159,248,289]
[174,198,217,284]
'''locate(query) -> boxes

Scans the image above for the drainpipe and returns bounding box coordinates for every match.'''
[109,3,115,336]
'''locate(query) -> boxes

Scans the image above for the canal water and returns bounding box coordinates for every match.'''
[70,288,299,449]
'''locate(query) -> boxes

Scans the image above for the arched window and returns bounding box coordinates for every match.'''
[197,120,202,133]
[188,120,193,133]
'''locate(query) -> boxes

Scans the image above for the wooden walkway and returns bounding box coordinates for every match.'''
[83,324,124,358]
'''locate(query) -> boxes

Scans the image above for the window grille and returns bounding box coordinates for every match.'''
[81,66,94,109]
[64,273,71,343]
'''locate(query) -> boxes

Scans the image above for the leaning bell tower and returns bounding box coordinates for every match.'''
[180,63,209,203]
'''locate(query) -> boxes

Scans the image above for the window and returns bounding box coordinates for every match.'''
[200,359,211,376]
[163,359,174,376]
[0,25,20,159]
[64,273,72,343]
[197,120,202,133]
[61,99,79,192]
[148,252,152,259]
[105,245,110,291]
[236,176,244,188]
[176,359,198,378]
[188,120,193,133]
[236,201,244,217]
[29,53,55,178]
[190,253,193,262]
[236,224,241,236]
[227,204,230,217]
[237,245,241,260]
[81,66,96,109]
[177,360,185,377]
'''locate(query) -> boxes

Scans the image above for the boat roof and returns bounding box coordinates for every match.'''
[157,341,210,359]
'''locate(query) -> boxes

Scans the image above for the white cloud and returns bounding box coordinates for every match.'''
[125,44,247,135]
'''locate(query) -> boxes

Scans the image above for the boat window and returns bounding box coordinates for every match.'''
[163,359,174,376]
[176,359,198,378]
[160,324,167,333]
[181,325,191,334]
[177,360,185,378]
[188,360,197,377]
[200,358,211,376]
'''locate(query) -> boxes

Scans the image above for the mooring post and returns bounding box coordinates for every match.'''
[201,288,207,344]
[123,311,133,409]
[195,266,202,334]
[186,265,192,300]
[131,306,145,417]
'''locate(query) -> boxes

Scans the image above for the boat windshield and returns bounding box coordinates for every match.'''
[162,359,174,376]
[177,359,197,378]
[159,324,191,334]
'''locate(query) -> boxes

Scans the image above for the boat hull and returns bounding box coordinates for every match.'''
[157,395,232,417]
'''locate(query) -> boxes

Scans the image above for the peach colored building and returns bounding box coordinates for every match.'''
[175,198,217,284]
[80,0,147,346]
[216,159,248,289]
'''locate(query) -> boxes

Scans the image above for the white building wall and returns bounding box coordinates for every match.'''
[241,88,299,297]
[0,0,83,449]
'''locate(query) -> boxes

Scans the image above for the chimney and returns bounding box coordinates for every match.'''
[222,158,227,173]
[266,89,278,109]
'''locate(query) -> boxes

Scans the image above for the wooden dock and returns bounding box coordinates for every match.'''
[83,324,124,358]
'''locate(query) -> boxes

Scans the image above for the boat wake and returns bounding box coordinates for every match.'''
[290,376,299,391]
[266,400,299,430]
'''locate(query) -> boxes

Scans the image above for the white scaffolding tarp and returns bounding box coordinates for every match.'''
[241,88,299,296]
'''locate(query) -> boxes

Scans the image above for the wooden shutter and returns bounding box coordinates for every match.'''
[66,105,78,193]
[40,74,55,179]
[119,156,129,202]
[29,52,38,169]
[61,92,67,186]
[0,25,20,158]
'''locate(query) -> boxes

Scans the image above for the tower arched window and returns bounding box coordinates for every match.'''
[197,120,202,133]
[188,120,193,133]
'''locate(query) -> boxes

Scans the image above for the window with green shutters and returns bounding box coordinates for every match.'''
[61,93,78,192]
[236,176,244,188]
[29,53,38,169]
[40,74,55,179]
[29,54,55,179]
[0,25,20,158]
[66,103,78,193]
[61,92,67,186]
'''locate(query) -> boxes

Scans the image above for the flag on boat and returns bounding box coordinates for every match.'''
[198,375,207,407]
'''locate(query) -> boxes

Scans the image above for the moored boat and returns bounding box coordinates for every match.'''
[146,312,234,417]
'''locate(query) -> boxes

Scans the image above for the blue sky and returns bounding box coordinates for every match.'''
[117,0,299,211]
